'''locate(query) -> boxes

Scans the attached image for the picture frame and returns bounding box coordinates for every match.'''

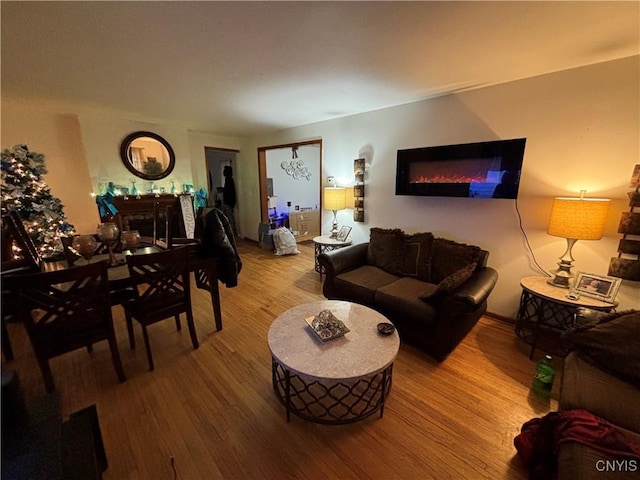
[336,226,352,242]
[571,272,621,303]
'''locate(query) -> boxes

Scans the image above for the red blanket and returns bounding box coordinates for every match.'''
[514,409,640,479]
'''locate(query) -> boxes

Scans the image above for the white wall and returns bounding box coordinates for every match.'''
[244,57,640,317]
[1,98,97,233]
[265,144,320,215]
[1,100,248,235]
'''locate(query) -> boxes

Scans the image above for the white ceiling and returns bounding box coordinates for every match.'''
[2,1,638,136]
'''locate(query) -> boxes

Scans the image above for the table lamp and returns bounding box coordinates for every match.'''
[546,191,610,287]
[323,187,347,238]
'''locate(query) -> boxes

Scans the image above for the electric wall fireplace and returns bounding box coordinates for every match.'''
[395,138,526,199]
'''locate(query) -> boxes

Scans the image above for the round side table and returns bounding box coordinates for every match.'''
[515,276,617,359]
[312,235,352,275]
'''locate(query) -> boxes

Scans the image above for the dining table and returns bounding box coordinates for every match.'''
[43,244,223,331]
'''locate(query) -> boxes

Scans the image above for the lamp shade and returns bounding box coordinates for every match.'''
[547,197,610,240]
[323,187,347,211]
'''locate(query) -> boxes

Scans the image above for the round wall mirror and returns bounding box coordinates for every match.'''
[120,131,176,180]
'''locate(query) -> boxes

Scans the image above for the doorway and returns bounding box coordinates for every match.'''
[258,140,322,240]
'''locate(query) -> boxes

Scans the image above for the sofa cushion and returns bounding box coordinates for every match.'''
[562,310,640,387]
[419,261,477,303]
[400,232,434,281]
[376,277,438,327]
[431,237,481,283]
[560,352,640,433]
[366,228,405,275]
[335,265,400,305]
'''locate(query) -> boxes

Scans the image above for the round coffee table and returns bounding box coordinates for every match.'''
[267,300,400,424]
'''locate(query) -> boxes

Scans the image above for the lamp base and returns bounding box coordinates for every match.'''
[548,260,574,288]
[329,211,339,239]
[548,238,577,288]
[329,223,339,239]
[547,273,572,288]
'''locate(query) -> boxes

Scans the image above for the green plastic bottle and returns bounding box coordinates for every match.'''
[532,355,556,398]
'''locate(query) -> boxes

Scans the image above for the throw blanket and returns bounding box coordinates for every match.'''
[197,208,242,287]
[514,409,640,479]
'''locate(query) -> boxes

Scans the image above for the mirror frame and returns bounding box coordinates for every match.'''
[120,131,176,180]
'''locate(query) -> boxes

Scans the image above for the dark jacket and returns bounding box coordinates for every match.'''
[223,166,236,208]
[197,208,242,287]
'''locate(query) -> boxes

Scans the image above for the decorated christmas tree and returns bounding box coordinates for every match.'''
[1,144,75,259]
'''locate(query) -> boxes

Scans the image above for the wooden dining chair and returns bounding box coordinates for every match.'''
[1,212,43,362]
[12,261,126,393]
[124,247,198,371]
[1,210,42,271]
[59,234,137,311]
[153,196,199,250]
[152,206,224,331]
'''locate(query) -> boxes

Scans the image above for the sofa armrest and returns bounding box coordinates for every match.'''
[318,242,369,276]
[560,352,640,432]
[446,267,498,310]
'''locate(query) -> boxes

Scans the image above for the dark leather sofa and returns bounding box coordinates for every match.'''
[318,228,498,361]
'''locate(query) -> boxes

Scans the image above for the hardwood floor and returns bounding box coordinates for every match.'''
[3,240,560,479]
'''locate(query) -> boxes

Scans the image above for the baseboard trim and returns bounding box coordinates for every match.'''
[485,311,515,325]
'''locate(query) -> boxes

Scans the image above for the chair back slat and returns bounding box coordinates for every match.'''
[1,211,42,271]
[153,201,173,249]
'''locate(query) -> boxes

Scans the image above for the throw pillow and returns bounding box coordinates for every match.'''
[561,310,640,386]
[430,237,481,283]
[419,261,477,304]
[401,232,434,281]
[367,228,404,275]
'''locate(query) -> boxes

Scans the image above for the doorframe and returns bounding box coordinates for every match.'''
[257,139,323,223]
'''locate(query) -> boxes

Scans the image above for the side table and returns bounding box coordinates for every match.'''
[515,276,617,359]
[312,235,352,275]
[267,300,399,424]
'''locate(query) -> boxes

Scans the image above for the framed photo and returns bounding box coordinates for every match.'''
[336,226,352,242]
[572,272,621,303]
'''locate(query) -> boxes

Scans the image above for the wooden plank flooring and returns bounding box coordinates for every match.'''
[3,240,561,479]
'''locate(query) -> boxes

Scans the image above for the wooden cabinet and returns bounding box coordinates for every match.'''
[289,210,320,241]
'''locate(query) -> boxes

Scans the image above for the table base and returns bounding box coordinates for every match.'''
[515,289,612,359]
[313,241,351,275]
[271,358,393,425]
